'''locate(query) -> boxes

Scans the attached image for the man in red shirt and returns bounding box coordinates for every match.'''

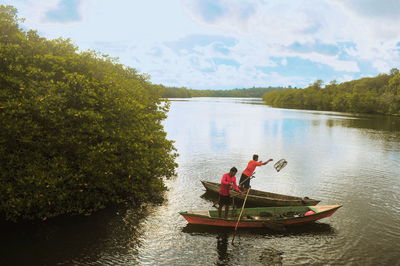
[239,154,273,190]
[218,167,241,218]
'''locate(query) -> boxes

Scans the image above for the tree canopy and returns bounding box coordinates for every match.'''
[263,71,400,115]
[0,5,177,222]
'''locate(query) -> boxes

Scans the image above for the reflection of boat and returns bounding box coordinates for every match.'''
[180,205,342,228]
[182,220,335,235]
[201,180,320,207]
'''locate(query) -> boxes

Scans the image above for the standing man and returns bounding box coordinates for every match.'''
[239,154,273,190]
[218,167,241,218]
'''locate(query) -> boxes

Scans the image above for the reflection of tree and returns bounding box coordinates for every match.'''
[0,206,147,265]
[216,233,229,265]
[334,114,400,132]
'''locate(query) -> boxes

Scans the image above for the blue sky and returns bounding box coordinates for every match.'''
[1,0,400,90]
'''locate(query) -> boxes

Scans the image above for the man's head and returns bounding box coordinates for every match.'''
[253,154,259,161]
[229,167,237,176]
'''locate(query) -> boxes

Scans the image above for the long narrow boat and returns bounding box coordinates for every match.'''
[201,180,320,207]
[180,205,342,228]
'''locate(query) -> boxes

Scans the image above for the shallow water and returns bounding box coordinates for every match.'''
[2,97,400,265]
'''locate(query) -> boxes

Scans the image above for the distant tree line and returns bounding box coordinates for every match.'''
[160,86,288,98]
[263,70,400,116]
[190,87,288,97]
[157,85,192,98]
[0,5,177,222]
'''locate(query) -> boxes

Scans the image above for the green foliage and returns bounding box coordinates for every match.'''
[190,87,288,97]
[157,85,289,98]
[263,70,400,115]
[0,5,177,222]
[157,85,192,98]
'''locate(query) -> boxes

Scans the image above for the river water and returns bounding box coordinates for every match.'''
[2,97,400,265]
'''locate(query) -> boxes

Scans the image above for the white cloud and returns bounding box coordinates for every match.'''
[183,0,400,73]
[292,52,359,72]
[372,60,391,73]
[2,0,400,89]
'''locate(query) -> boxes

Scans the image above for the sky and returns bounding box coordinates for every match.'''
[1,0,400,90]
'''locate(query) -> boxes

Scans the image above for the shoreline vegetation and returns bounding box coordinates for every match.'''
[161,70,400,116]
[160,86,288,98]
[0,6,177,222]
[262,71,400,116]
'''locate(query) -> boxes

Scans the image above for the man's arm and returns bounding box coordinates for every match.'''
[262,158,273,165]
[232,178,240,192]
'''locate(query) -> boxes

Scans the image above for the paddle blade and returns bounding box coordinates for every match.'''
[274,159,287,172]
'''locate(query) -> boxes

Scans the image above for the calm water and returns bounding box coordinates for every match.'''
[1,97,400,265]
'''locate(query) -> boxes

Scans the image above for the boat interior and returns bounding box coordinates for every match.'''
[188,206,318,220]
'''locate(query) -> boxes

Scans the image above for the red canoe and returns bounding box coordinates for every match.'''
[180,205,342,228]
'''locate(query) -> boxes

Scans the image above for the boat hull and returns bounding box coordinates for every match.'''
[180,205,342,228]
[201,180,320,207]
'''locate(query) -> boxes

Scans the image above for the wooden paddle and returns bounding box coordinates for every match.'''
[231,187,251,244]
[231,174,255,211]
[239,173,255,187]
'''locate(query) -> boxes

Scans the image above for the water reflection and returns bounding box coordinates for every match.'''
[169,97,264,105]
[0,206,147,266]
[216,233,230,265]
[181,225,286,265]
[181,223,336,265]
[278,108,400,133]
[186,97,400,133]
[258,247,284,265]
[323,114,400,132]
[181,222,335,236]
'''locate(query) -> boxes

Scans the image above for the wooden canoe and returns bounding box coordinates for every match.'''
[180,205,342,228]
[201,180,320,207]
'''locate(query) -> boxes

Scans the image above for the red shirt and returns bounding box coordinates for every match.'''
[242,160,263,177]
[219,173,240,196]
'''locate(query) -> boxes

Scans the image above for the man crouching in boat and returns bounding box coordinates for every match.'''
[218,167,241,219]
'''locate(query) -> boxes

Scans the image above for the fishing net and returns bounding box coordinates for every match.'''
[274,159,287,172]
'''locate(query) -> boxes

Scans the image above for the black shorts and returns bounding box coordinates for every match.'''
[219,195,232,206]
[239,173,251,189]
